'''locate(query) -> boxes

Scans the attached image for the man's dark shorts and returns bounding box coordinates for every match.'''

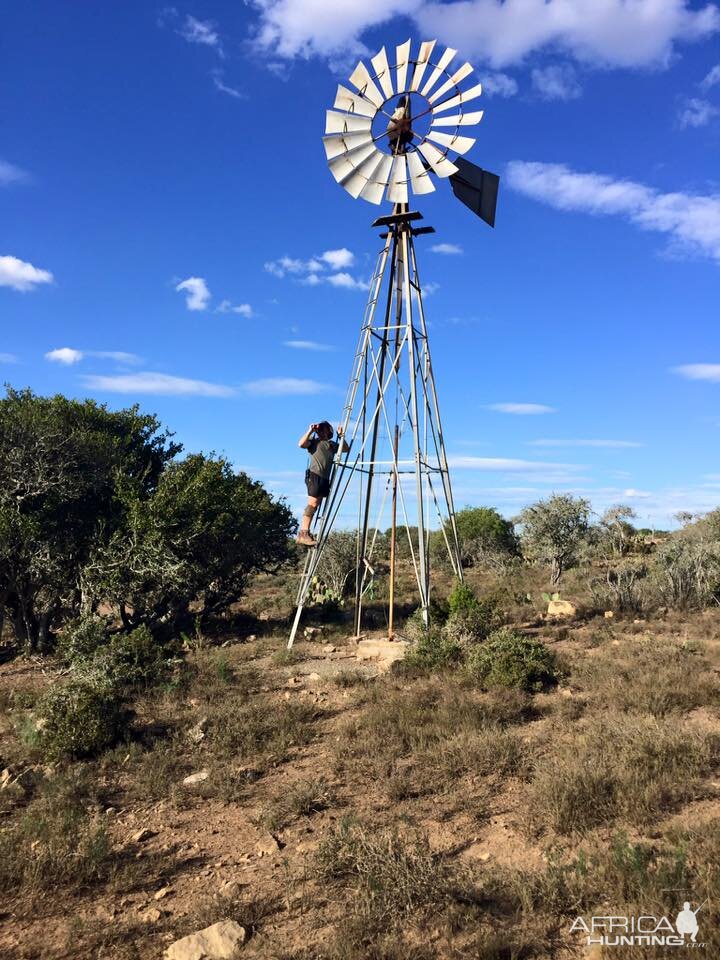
[305,469,330,499]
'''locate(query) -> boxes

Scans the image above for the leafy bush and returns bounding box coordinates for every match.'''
[450,506,519,569]
[54,614,109,664]
[515,494,592,586]
[36,679,125,760]
[86,625,174,689]
[650,536,720,609]
[466,628,560,692]
[404,627,461,671]
[444,582,500,644]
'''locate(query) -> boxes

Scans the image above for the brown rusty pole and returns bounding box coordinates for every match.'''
[388,422,399,639]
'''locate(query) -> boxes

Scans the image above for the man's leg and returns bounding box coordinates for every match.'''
[297,495,320,545]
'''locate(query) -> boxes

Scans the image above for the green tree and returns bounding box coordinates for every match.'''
[83,454,296,636]
[448,506,518,568]
[515,494,591,585]
[0,388,179,651]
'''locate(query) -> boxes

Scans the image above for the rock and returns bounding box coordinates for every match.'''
[255,833,282,857]
[0,768,12,789]
[604,610,614,619]
[142,907,163,923]
[258,610,270,621]
[154,885,173,900]
[304,626,321,638]
[247,634,257,642]
[307,672,322,682]
[183,770,209,786]
[356,638,408,671]
[166,920,247,960]
[131,827,157,843]
[547,600,577,619]
[188,717,208,744]
[285,676,303,688]
[322,644,336,654]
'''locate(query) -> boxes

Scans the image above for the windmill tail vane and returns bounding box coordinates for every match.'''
[288,39,499,648]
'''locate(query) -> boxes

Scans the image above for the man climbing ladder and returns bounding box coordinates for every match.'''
[296,421,349,546]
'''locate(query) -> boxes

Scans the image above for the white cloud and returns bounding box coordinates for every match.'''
[422,281,440,297]
[531,63,582,100]
[253,0,720,68]
[80,371,236,397]
[415,0,720,68]
[678,96,719,127]
[179,15,222,51]
[673,363,720,381]
[0,352,18,363]
[176,276,211,311]
[430,243,463,255]
[284,340,335,351]
[506,160,720,264]
[0,255,53,292]
[700,63,720,90]
[212,70,245,99]
[243,377,334,396]
[321,248,354,269]
[487,402,556,414]
[217,299,253,317]
[0,160,28,186]
[478,72,518,97]
[529,438,642,448]
[623,488,652,498]
[265,251,367,289]
[45,347,83,365]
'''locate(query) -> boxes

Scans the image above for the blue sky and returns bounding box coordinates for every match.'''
[2,0,720,528]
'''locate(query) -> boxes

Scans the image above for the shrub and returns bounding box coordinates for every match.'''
[650,536,720,609]
[450,506,519,569]
[404,627,461,671]
[54,614,109,665]
[445,582,500,644]
[36,679,125,760]
[466,628,560,692]
[515,494,592,585]
[102,625,173,688]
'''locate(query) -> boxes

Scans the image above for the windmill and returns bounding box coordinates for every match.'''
[287,39,499,649]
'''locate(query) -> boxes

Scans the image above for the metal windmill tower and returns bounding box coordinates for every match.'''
[288,39,499,648]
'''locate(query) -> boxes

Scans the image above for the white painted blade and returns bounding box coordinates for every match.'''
[343,150,387,198]
[432,82,483,114]
[430,110,484,127]
[328,141,380,183]
[395,39,411,92]
[410,40,436,91]
[371,47,394,100]
[348,60,385,108]
[386,155,409,204]
[360,154,393,204]
[426,130,476,155]
[323,132,373,160]
[325,110,372,135]
[406,150,435,195]
[420,46,457,98]
[417,141,458,178]
[428,62,474,104]
[334,84,377,119]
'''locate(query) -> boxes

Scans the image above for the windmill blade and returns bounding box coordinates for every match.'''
[427,62,474,104]
[386,155,409,204]
[334,84,377,119]
[395,39,411,92]
[325,110,372,135]
[410,40,436,91]
[432,82,483,115]
[323,132,373,160]
[420,46,457,98]
[426,130,476,155]
[406,150,436,195]
[417,141,458,178]
[449,156,500,227]
[430,110,484,127]
[360,154,394,204]
[328,141,381,183]
[371,47,394,100]
[348,60,385,108]
[343,150,387,198]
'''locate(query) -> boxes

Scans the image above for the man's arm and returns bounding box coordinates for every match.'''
[337,425,350,453]
[299,423,319,449]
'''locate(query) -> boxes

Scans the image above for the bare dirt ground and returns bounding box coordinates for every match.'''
[2,586,720,959]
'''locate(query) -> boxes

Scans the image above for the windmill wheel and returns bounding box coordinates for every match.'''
[323,39,485,205]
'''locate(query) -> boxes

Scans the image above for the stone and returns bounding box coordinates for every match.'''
[307,672,322,682]
[0,768,12,789]
[154,885,173,900]
[166,920,247,960]
[188,717,208,744]
[142,907,163,923]
[604,610,614,619]
[183,770,209,786]
[255,833,282,857]
[247,634,257,642]
[356,638,408,671]
[304,626,321,638]
[131,827,157,843]
[322,644,336,654]
[285,676,303,688]
[546,600,577,619]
